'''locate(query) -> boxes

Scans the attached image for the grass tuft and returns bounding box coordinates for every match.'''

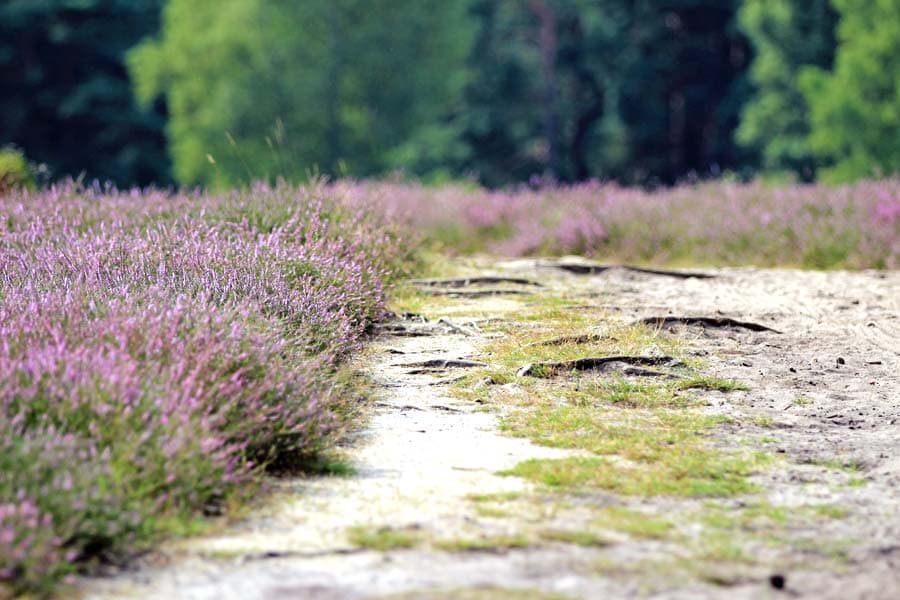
[677,377,750,393]
[539,528,613,547]
[434,534,531,553]
[591,506,674,539]
[347,525,421,552]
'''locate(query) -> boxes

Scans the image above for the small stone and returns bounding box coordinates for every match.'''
[769,573,786,590]
[641,344,665,358]
[836,357,846,365]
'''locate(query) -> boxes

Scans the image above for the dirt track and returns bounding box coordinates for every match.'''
[79,258,900,600]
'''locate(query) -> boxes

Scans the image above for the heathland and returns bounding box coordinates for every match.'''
[1,178,898,597]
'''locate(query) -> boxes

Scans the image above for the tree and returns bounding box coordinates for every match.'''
[130,0,474,186]
[737,0,837,180]
[800,0,900,182]
[461,0,751,186]
[0,0,170,186]
[613,0,751,184]
[461,0,628,185]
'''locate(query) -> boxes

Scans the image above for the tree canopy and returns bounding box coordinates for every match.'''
[800,0,900,182]
[737,0,836,180]
[0,0,169,186]
[130,0,473,186]
[5,0,900,187]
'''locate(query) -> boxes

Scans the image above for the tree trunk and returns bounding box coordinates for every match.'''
[326,4,342,175]
[529,0,560,179]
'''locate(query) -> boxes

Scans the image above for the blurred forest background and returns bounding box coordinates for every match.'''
[1,0,898,189]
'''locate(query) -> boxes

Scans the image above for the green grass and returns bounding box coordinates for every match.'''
[410,253,854,587]
[591,506,674,540]
[483,319,683,370]
[593,380,696,409]
[810,504,849,520]
[505,454,762,498]
[692,531,753,564]
[805,457,862,472]
[676,376,750,393]
[466,491,525,503]
[444,290,772,500]
[782,536,855,562]
[475,505,513,518]
[699,500,791,530]
[751,416,778,428]
[434,534,532,553]
[347,525,421,551]
[501,405,733,460]
[707,500,849,531]
[539,528,613,547]
[690,499,853,571]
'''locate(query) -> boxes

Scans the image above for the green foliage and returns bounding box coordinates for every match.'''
[0,149,35,193]
[463,1,750,185]
[613,0,751,184]
[5,0,899,186]
[0,0,170,186]
[131,0,474,186]
[800,0,900,182]
[737,0,837,180]
[460,1,623,185]
[433,534,532,552]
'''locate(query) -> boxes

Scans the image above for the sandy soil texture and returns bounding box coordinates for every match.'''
[77,258,900,600]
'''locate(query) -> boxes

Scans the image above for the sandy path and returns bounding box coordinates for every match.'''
[77,258,900,600]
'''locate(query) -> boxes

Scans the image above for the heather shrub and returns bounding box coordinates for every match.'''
[334,179,900,269]
[0,149,34,194]
[0,182,405,593]
[0,429,130,592]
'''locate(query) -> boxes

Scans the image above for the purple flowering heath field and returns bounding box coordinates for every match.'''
[0,181,408,594]
[333,178,900,269]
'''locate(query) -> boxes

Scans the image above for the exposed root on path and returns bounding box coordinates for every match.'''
[516,355,685,378]
[411,277,544,288]
[526,332,607,347]
[420,289,534,297]
[397,359,488,369]
[545,261,715,280]
[638,315,783,333]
